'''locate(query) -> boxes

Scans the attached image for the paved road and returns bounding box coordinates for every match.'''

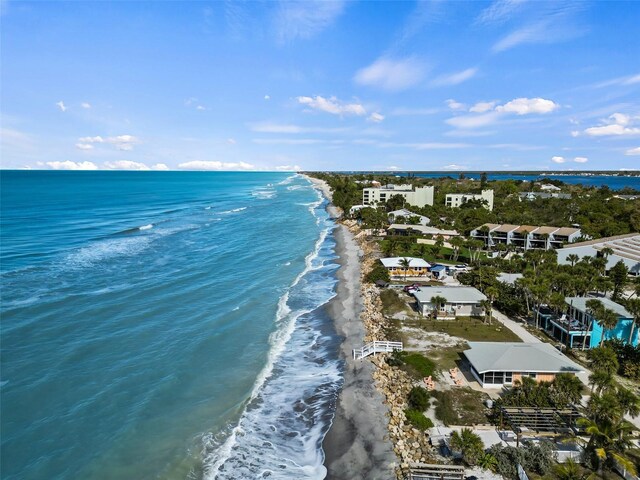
[491,309,541,343]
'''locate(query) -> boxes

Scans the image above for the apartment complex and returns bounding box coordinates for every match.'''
[362,184,434,208]
[556,233,640,275]
[445,190,494,211]
[470,223,582,250]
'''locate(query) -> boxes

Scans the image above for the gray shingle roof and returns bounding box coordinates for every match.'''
[464,342,583,374]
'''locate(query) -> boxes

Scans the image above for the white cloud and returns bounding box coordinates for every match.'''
[273,165,302,171]
[354,56,427,91]
[551,156,565,163]
[625,147,640,156]
[75,143,94,150]
[446,111,501,129]
[469,101,496,113]
[56,101,67,112]
[571,130,580,137]
[431,68,478,87]
[104,160,151,171]
[275,0,345,42]
[152,163,170,170]
[593,73,640,88]
[377,142,469,150]
[387,165,400,170]
[81,102,91,109]
[476,0,526,25]
[495,97,559,115]
[227,138,237,144]
[178,160,256,171]
[442,164,467,170]
[391,107,440,116]
[367,112,385,123]
[573,156,588,163]
[250,122,349,134]
[196,105,206,111]
[77,134,140,150]
[296,95,366,116]
[46,160,98,170]
[584,113,640,136]
[252,138,322,145]
[264,95,271,100]
[446,99,466,111]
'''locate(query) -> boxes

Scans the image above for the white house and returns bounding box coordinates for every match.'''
[540,184,562,191]
[471,223,582,250]
[463,342,583,388]
[445,190,494,211]
[413,286,486,319]
[388,208,430,226]
[556,233,640,275]
[387,224,460,239]
[380,257,431,278]
[363,184,435,208]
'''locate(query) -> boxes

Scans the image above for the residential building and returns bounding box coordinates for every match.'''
[387,208,430,226]
[497,272,523,285]
[519,192,572,201]
[429,265,448,280]
[445,189,494,211]
[387,224,460,239]
[413,286,486,319]
[348,204,370,216]
[463,342,583,388]
[541,297,638,349]
[362,184,434,208]
[540,184,562,191]
[380,257,431,278]
[470,223,582,250]
[556,233,640,275]
[612,194,640,201]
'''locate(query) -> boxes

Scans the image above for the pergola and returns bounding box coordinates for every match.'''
[499,406,584,443]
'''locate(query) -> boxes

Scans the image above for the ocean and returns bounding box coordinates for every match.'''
[0,171,342,479]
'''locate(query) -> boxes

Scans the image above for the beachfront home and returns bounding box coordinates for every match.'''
[540,184,562,191]
[541,297,638,349]
[463,342,583,388]
[387,208,430,226]
[362,184,434,208]
[413,286,486,319]
[556,233,640,275]
[497,272,523,285]
[470,223,582,250]
[445,190,494,211]
[387,224,460,240]
[380,257,431,278]
[519,192,572,201]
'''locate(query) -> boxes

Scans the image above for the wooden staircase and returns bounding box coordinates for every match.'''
[352,340,403,360]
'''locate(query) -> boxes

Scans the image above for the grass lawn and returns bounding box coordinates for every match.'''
[379,289,416,317]
[406,317,523,342]
[432,388,490,426]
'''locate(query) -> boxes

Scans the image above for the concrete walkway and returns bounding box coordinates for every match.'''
[491,309,541,343]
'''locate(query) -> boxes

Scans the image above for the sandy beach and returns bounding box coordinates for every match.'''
[305,175,397,479]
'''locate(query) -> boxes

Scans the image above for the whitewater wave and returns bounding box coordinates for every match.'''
[277,174,298,186]
[202,202,339,479]
[220,207,247,214]
[64,237,153,268]
[251,188,276,200]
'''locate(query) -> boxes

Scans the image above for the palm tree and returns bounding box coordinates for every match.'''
[450,428,484,466]
[450,236,464,262]
[624,298,640,345]
[484,286,499,325]
[617,387,640,418]
[578,417,637,477]
[567,254,580,267]
[582,299,603,351]
[552,458,587,480]
[430,295,447,320]
[399,257,411,282]
[477,453,498,472]
[598,308,619,347]
[550,373,583,408]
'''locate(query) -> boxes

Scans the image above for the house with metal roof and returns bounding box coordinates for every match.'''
[463,342,583,388]
[413,286,486,319]
[556,233,640,275]
[380,257,431,278]
[387,209,430,226]
[542,296,638,349]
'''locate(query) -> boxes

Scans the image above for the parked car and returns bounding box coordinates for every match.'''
[403,283,421,293]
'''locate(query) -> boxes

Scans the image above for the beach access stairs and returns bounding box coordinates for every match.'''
[352,341,403,360]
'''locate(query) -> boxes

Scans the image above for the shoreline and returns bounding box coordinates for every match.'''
[305,175,397,479]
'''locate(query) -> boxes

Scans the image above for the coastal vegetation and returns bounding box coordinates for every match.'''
[408,317,522,342]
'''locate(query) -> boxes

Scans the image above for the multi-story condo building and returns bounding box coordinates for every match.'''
[445,190,494,211]
[470,223,582,250]
[362,184,434,208]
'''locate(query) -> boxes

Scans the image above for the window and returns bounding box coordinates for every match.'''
[483,371,506,384]
[521,372,537,379]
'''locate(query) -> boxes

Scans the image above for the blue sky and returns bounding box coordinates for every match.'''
[1,0,639,171]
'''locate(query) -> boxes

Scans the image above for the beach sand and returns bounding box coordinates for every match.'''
[304,175,396,479]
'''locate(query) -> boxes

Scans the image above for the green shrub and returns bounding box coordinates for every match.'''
[364,263,390,284]
[408,386,430,411]
[432,390,457,426]
[404,409,434,430]
[402,353,436,379]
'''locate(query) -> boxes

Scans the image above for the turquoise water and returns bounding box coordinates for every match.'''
[1,171,342,479]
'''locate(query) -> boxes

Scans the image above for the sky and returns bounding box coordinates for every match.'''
[1,0,639,172]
